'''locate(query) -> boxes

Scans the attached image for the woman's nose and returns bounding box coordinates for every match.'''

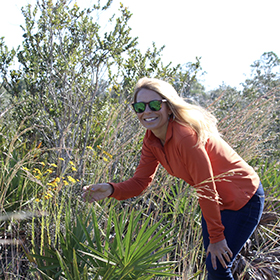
[143,104,152,113]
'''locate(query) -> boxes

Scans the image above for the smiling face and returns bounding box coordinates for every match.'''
[135,88,171,142]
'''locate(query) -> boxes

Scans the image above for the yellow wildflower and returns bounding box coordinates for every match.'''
[86,146,93,150]
[39,162,46,166]
[59,157,65,161]
[35,198,40,202]
[103,157,108,162]
[50,163,57,168]
[103,151,113,159]
[63,180,69,186]
[71,166,77,171]
[54,177,60,183]
[33,168,42,175]
[22,167,29,171]
[69,161,75,166]
[46,169,53,174]
[47,182,57,187]
[67,176,76,183]
[47,177,60,187]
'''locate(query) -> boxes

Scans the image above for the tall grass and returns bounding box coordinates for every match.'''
[0,86,280,279]
[213,86,280,162]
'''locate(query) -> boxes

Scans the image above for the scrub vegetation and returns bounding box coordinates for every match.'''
[0,0,279,279]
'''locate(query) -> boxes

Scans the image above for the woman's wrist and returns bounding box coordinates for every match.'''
[107,183,114,197]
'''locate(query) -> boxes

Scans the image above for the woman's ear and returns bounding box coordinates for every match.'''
[167,107,172,115]
[168,113,175,121]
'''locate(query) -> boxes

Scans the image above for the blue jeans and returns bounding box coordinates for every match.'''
[202,183,265,280]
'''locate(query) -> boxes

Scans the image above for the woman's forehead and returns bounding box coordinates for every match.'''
[136,88,162,102]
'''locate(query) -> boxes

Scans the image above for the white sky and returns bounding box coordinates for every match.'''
[1,0,279,91]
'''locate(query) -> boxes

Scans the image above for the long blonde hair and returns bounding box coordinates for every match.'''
[133,77,220,145]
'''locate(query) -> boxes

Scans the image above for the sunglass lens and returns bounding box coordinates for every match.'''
[149,100,162,111]
[133,102,145,113]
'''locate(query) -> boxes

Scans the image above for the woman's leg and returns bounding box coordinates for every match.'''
[202,184,265,280]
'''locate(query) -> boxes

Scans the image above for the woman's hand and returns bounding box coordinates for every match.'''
[206,239,233,270]
[82,183,113,203]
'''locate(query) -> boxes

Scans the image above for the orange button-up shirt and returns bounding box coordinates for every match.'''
[110,120,260,243]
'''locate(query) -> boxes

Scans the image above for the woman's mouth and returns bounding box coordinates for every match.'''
[144,117,157,122]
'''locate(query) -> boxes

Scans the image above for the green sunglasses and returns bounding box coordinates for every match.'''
[132,99,167,113]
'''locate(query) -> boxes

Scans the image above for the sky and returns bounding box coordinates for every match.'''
[1,0,279,91]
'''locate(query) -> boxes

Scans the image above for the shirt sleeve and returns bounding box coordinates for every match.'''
[109,138,159,201]
[179,134,225,243]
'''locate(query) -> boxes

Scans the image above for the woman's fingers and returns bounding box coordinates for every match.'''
[207,239,233,270]
[211,254,217,270]
[217,254,227,269]
[82,183,113,202]
[82,184,97,201]
[222,249,233,262]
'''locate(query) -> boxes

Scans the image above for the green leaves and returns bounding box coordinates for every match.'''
[28,203,93,279]
[3,0,141,171]
[29,202,177,279]
[79,206,177,279]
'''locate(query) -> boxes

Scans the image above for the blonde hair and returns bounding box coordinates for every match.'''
[133,77,220,145]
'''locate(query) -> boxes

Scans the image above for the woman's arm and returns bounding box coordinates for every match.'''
[179,135,233,268]
[82,136,159,202]
[109,139,160,200]
[180,135,225,242]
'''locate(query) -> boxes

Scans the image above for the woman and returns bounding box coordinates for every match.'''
[82,77,265,279]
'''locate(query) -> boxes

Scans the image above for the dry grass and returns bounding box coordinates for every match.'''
[1,86,280,279]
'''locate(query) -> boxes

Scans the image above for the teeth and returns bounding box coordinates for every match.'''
[145,118,157,121]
